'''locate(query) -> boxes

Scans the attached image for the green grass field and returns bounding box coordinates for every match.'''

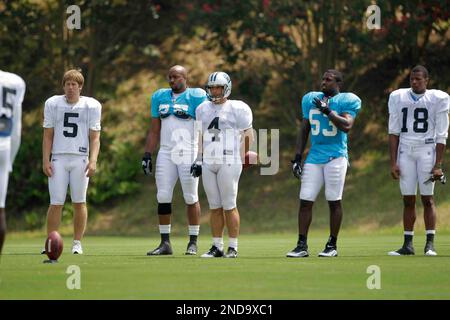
[1,232,450,299]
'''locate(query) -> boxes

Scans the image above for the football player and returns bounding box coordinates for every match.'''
[388,65,449,256]
[191,71,253,258]
[142,65,207,256]
[42,69,101,255]
[287,70,361,258]
[0,70,25,255]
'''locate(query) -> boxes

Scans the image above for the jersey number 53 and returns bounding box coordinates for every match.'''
[309,109,337,137]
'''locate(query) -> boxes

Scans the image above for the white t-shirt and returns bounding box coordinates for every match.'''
[43,95,101,155]
[388,88,449,146]
[0,70,26,169]
[196,99,252,163]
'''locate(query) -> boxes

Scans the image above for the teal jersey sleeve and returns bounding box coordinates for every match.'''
[340,93,361,118]
[150,90,163,118]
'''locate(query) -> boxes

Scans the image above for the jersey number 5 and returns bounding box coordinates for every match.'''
[310,109,337,136]
[63,113,79,138]
[401,107,428,133]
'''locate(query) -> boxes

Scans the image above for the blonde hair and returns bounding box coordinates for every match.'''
[62,69,84,86]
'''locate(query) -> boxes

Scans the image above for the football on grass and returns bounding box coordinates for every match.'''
[243,151,258,169]
[45,231,63,261]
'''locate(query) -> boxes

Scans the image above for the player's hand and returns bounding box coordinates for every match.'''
[43,160,53,177]
[313,97,331,115]
[390,164,400,180]
[142,152,152,175]
[291,154,303,179]
[190,161,202,178]
[85,161,97,177]
[432,166,446,184]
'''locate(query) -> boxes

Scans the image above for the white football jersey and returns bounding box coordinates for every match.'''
[0,70,26,169]
[43,95,101,155]
[388,88,449,146]
[196,99,253,163]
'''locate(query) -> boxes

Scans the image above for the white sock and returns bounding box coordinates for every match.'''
[159,224,171,234]
[426,230,436,235]
[73,240,81,245]
[229,238,238,251]
[404,231,414,236]
[213,237,224,251]
[189,225,200,236]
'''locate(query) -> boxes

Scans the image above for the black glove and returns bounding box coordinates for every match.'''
[313,97,331,115]
[142,152,152,175]
[291,154,303,179]
[190,161,202,178]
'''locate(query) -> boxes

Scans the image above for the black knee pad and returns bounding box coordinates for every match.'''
[158,203,172,215]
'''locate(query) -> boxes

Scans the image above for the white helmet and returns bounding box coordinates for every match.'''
[206,71,232,103]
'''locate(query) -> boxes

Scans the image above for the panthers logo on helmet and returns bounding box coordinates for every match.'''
[206,71,232,103]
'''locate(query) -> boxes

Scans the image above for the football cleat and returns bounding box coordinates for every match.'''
[286,243,309,258]
[147,241,173,256]
[318,244,338,257]
[388,245,415,256]
[185,242,198,255]
[424,242,437,256]
[224,247,238,258]
[72,241,83,254]
[41,248,46,254]
[201,245,224,258]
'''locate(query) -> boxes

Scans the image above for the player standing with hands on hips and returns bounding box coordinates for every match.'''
[42,69,101,255]
[388,65,449,256]
[287,70,361,258]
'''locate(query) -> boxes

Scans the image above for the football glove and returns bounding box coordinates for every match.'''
[291,154,303,179]
[142,152,152,175]
[424,174,446,185]
[313,97,331,115]
[190,161,202,178]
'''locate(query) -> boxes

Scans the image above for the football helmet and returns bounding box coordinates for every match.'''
[205,71,232,103]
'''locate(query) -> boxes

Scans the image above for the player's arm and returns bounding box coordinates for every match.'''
[389,134,400,179]
[241,128,254,155]
[295,118,311,158]
[42,128,54,177]
[144,118,161,153]
[327,112,354,133]
[86,130,100,177]
[388,93,401,179]
[142,118,161,175]
[432,109,449,179]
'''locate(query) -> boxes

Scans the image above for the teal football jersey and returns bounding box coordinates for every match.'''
[150,88,207,119]
[301,91,361,164]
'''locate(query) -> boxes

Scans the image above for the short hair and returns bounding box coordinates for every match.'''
[325,69,343,83]
[62,69,84,86]
[411,65,429,79]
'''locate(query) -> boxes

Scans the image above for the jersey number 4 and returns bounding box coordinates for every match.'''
[207,117,220,141]
[401,107,428,133]
[63,113,79,138]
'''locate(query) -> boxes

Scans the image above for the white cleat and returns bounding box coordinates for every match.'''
[425,249,437,256]
[72,241,83,254]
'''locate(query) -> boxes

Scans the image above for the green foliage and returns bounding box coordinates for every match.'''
[88,141,141,204]
[2,0,450,231]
